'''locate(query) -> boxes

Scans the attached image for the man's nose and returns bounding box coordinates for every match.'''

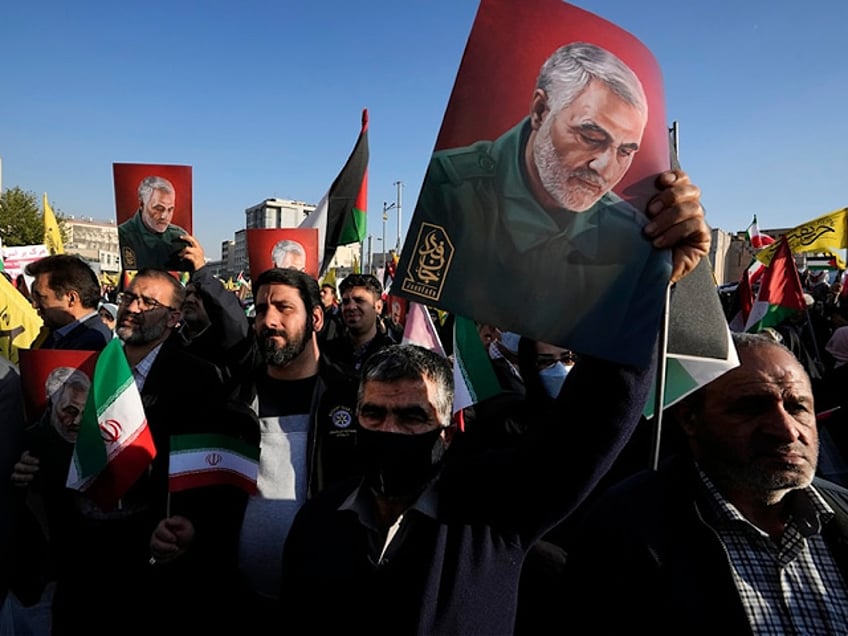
[761,406,803,443]
[587,146,615,173]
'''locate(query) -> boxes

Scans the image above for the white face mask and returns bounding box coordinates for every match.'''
[538,361,570,399]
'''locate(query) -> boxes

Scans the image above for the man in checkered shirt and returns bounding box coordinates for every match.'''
[564,331,848,634]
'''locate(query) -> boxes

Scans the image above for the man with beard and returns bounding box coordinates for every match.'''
[13,267,258,634]
[396,41,708,367]
[118,175,192,272]
[563,332,848,633]
[236,268,360,628]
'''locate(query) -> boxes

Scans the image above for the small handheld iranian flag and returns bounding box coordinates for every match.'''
[169,434,259,495]
[66,338,156,508]
[451,315,502,415]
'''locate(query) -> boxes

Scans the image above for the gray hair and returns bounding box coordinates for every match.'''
[358,345,454,427]
[138,176,175,206]
[537,42,647,118]
[271,239,307,268]
[45,367,91,401]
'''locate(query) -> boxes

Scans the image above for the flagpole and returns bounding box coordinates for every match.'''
[649,284,672,471]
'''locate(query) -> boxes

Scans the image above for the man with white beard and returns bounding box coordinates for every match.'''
[397,41,709,366]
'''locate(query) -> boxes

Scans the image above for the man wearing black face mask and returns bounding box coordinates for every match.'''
[280,343,655,633]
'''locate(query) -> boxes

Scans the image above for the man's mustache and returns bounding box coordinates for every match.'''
[260,327,288,340]
[570,168,605,188]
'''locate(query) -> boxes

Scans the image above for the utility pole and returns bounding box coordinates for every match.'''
[383,200,395,269]
[394,180,404,252]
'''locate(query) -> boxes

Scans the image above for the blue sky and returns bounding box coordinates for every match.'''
[2,0,847,260]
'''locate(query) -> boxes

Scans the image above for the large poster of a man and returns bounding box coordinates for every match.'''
[394,0,672,367]
[114,163,193,273]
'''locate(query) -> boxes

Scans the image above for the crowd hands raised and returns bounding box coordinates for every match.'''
[4,167,848,635]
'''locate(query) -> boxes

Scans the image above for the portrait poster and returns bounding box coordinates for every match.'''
[386,294,408,329]
[246,228,320,282]
[394,0,672,367]
[18,349,98,441]
[113,163,193,274]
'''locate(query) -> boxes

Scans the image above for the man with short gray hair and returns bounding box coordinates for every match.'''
[397,41,710,367]
[118,175,192,271]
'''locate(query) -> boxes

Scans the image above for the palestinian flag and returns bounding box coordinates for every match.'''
[643,257,739,420]
[744,237,806,333]
[169,433,259,495]
[451,315,502,416]
[66,338,156,509]
[300,109,369,276]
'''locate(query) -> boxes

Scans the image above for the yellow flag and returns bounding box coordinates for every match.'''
[43,193,65,255]
[756,208,848,266]
[321,267,337,289]
[0,274,43,364]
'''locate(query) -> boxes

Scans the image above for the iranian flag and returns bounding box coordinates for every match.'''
[745,214,775,250]
[300,108,369,277]
[451,315,503,416]
[744,237,806,333]
[169,433,259,495]
[66,338,156,508]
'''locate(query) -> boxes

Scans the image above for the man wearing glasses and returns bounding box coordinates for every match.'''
[14,267,259,633]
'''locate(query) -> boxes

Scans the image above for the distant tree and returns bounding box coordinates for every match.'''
[0,187,43,246]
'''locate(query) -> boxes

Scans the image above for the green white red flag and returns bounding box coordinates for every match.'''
[299,108,369,276]
[744,237,806,333]
[66,338,156,508]
[451,315,502,415]
[744,214,775,250]
[169,433,259,495]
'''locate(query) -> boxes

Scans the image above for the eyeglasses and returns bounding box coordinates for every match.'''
[117,291,176,312]
[535,352,578,369]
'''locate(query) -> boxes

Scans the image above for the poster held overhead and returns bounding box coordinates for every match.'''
[394,0,672,367]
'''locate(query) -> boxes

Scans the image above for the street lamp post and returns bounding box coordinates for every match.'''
[394,181,404,252]
[383,200,395,269]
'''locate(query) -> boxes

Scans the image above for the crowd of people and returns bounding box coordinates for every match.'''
[3,165,848,634]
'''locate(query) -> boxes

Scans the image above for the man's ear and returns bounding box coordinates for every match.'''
[312,305,324,333]
[167,310,183,329]
[66,290,80,307]
[673,402,699,437]
[374,297,384,315]
[440,424,457,449]
[529,88,550,131]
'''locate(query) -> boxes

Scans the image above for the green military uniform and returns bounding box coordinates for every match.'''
[118,211,191,272]
[395,118,671,368]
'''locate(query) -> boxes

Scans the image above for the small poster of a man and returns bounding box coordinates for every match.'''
[19,349,98,444]
[394,0,672,367]
[114,163,193,273]
[246,228,320,281]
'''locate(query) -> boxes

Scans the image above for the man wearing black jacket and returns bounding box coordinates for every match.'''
[235,268,361,628]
